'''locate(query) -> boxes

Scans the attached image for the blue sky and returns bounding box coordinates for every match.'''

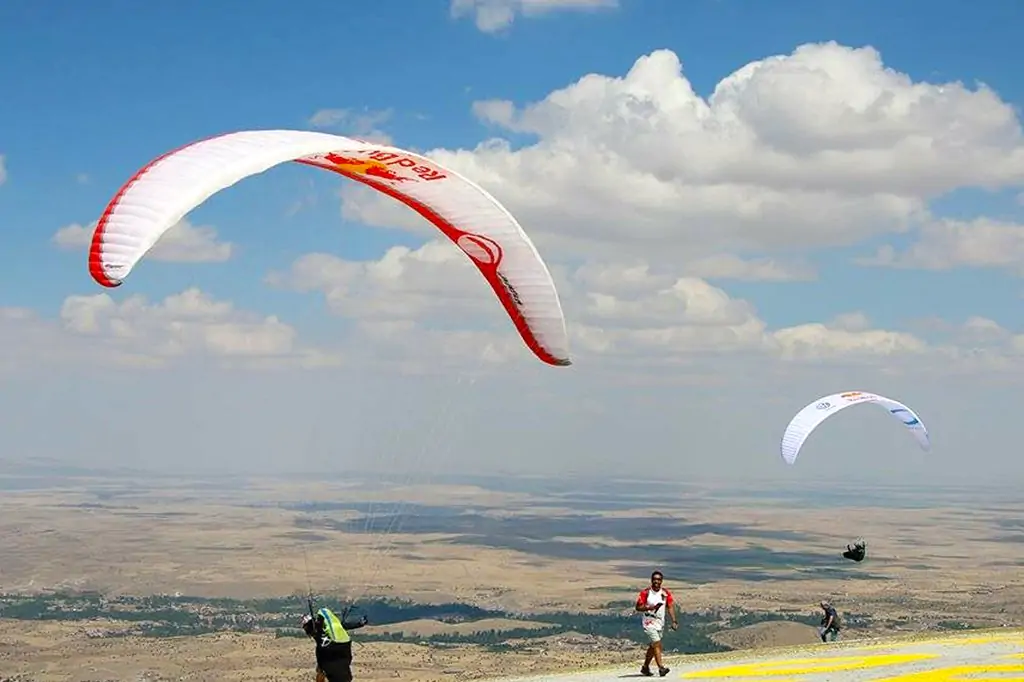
[2,0,1022,324]
[0,0,1023,483]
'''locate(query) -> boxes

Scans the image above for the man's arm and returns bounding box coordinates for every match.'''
[635,591,651,612]
[666,592,679,629]
[302,619,317,639]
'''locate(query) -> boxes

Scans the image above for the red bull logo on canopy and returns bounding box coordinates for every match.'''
[323,150,447,183]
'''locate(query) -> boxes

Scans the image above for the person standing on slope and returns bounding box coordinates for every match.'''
[818,600,841,642]
[302,606,369,682]
[635,570,678,677]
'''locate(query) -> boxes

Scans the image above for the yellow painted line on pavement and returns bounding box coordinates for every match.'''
[680,653,934,678]
[874,662,1024,681]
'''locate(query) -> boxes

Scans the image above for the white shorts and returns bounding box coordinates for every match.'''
[643,624,663,643]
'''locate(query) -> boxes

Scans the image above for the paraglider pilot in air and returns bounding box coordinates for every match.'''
[842,538,866,562]
[302,606,369,682]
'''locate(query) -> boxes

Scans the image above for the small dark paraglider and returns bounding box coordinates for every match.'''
[842,538,867,562]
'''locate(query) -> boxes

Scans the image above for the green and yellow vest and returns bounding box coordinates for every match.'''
[318,607,351,644]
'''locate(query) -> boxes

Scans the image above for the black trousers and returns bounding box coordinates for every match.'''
[319,657,353,682]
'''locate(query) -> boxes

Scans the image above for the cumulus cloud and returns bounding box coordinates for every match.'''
[307,107,394,145]
[340,184,434,237]
[301,41,1024,376]
[29,42,1024,380]
[827,312,872,333]
[52,219,233,263]
[770,322,928,361]
[857,217,1024,274]
[62,288,296,359]
[959,315,1013,344]
[265,242,525,369]
[266,242,491,322]
[683,254,816,282]
[0,288,338,372]
[450,0,618,34]
[567,264,937,363]
[267,242,963,371]
[341,42,1024,267]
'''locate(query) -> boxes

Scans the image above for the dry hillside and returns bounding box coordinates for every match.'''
[711,621,823,650]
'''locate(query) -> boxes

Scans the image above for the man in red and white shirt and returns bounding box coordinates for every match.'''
[635,570,678,677]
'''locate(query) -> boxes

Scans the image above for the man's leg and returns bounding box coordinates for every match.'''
[642,643,655,673]
[641,627,660,675]
[653,637,670,676]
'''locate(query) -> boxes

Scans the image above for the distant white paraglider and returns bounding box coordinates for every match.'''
[780,391,930,465]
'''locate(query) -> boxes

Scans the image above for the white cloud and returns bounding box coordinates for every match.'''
[62,288,296,360]
[266,242,520,370]
[341,42,1024,267]
[307,107,394,145]
[52,219,233,263]
[569,266,938,363]
[959,315,1012,344]
[856,217,1024,274]
[308,109,351,128]
[451,0,618,34]
[769,322,928,361]
[340,184,434,236]
[827,312,871,333]
[684,254,816,282]
[268,243,960,370]
[0,154,6,185]
[0,288,339,372]
[6,266,1024,484]
[289,43,1024,376]
[266,242,493,323]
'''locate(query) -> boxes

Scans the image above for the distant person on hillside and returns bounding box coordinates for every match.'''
[818,600,840,642]
[302,606,369,682]
[635,570,678,677]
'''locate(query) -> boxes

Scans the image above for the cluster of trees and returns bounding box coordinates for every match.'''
[0,591,826,654]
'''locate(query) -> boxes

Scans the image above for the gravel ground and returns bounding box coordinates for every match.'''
[494,628,1024,682]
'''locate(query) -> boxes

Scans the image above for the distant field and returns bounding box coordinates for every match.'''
[1,470,1022,680]
[371,617,554,637]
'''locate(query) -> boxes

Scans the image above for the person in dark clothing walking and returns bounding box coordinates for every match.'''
[818,600,841,642]
[302,606,369,682]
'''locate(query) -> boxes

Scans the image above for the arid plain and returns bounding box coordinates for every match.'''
[1,469,1022,681]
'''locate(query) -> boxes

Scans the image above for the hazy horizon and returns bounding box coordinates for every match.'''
[4,452,1021,502]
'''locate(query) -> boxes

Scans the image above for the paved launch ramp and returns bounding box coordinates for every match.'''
[499,629,1024,682]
